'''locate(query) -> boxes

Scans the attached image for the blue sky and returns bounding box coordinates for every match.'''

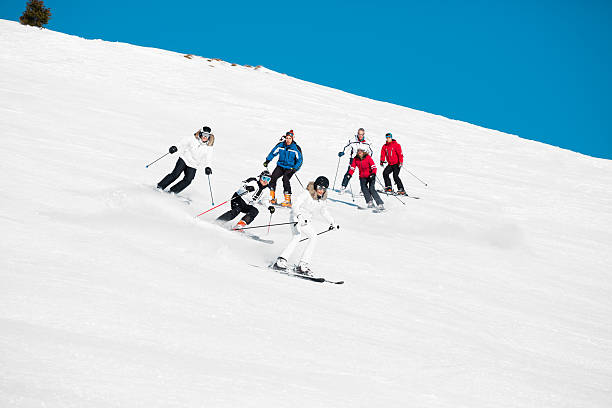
[3,0,611,159]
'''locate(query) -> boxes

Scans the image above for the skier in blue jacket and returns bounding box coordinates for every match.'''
[263,130,303,207]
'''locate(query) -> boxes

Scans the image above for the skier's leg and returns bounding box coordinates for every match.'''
[269,166,284,203]
[383,165,393,189]
[279,228,302,262]
[369,180,384,205]
[169,165,196,193]
[360,178,373,203]
[216,194,242,223]
[282,168,293,194]
[393,165,405,191]
[281,168,293,207]
[240,204,259,225]
[299,224,317,265]
[340,165,352,188]
[157,158,186,190]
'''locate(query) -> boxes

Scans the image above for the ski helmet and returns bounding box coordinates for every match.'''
[314,176,329,190]
[259,170,272,183]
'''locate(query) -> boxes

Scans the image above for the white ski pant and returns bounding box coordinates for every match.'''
[279,222,317,265]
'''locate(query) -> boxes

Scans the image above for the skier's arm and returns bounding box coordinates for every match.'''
[398,143,403,166]
[380,145,386,165]
[294,145,303,170]
[265,143,282,162]
[320,202,335,225]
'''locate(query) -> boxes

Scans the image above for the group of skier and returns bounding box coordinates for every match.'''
[154,125,407,276]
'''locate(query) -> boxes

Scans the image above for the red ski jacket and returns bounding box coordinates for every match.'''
[380,139,403,166]
[349,154,377,178]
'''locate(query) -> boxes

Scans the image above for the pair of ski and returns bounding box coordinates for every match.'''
[249,264,344,285]
[152,185,193,204]
[376,189,420,199]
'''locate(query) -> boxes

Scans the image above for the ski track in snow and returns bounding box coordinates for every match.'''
[1,20,612,407]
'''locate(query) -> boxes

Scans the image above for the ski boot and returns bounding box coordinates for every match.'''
[281,193,292,207]
[397,189,406,196]
[233,220,247,232]
[269,189,277,205]
[367,201,375,208]
[377,204,385,211]
[273,257,288,270]
[339,185,347,194]
[295,262,313,276]
[385,186,393,193]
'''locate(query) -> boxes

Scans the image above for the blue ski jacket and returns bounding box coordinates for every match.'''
[266,141,303,170]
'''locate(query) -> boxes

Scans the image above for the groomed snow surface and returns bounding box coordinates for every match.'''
[1,20,611,407]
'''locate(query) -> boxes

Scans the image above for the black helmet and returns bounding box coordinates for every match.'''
[202,126,212,133]
[259,170,271,178]
[314,176,329,190]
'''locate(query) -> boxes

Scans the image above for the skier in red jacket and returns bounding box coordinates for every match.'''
[347,147,384,210]
[380,132,406,195]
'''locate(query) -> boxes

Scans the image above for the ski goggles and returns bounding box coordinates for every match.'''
[199,132,211,139]
[285,131,294,137]
[385,133,392,138]
[315,185,327,191]
[261,175,272,183]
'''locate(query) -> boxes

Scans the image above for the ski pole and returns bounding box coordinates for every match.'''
[145,152,170,168]
[348,181,355,202]
[376,177,405,205]
[404,167,428,187]
[207,174,214,205]
[294,173,305,189]
[332,156,341,190]
[266,212,273,235]
[298,227,337,242]
[195,191,248,217]
[239,221,297,231]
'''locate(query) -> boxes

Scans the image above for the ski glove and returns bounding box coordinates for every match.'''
[368,173,376,182]
[245,185,255,192]
[338,151,345,157]
[297,214,309,226]
[169,146,178,154]
[328,224,339,231]
[205,167,212,175]
[263,160,269,167]
[268,206,275,214]
[380,162,385,167]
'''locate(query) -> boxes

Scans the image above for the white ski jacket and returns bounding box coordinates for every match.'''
[341,135,373,159]
[292,182,335,226]
[236,178,270,206]
[178,134,214,169]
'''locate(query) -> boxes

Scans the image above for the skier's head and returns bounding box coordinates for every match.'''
[357,128,365,141]
[356,147,367,158]
[259,170,271,186]
[314,176,329,198]
[385,132,393,142]
[197,126,212,143]
[284,130,294,145]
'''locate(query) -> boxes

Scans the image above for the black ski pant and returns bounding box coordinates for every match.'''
[157,158,196,194]
[269,166,295,194]
[341,165,352,188]
[382,164,404,191]
[216,193,259,225]
[360,177,384,205]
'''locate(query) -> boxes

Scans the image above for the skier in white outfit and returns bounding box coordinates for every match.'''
[157,126,214,194]
[273,176,339,275]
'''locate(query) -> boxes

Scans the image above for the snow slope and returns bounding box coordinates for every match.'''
[1,19,611,407]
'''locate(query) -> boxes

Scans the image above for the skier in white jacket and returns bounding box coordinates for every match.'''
[273,176,339,275]
[157,126,214,194]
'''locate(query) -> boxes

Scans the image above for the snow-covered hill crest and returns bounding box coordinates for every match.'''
[1,19,611,407]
